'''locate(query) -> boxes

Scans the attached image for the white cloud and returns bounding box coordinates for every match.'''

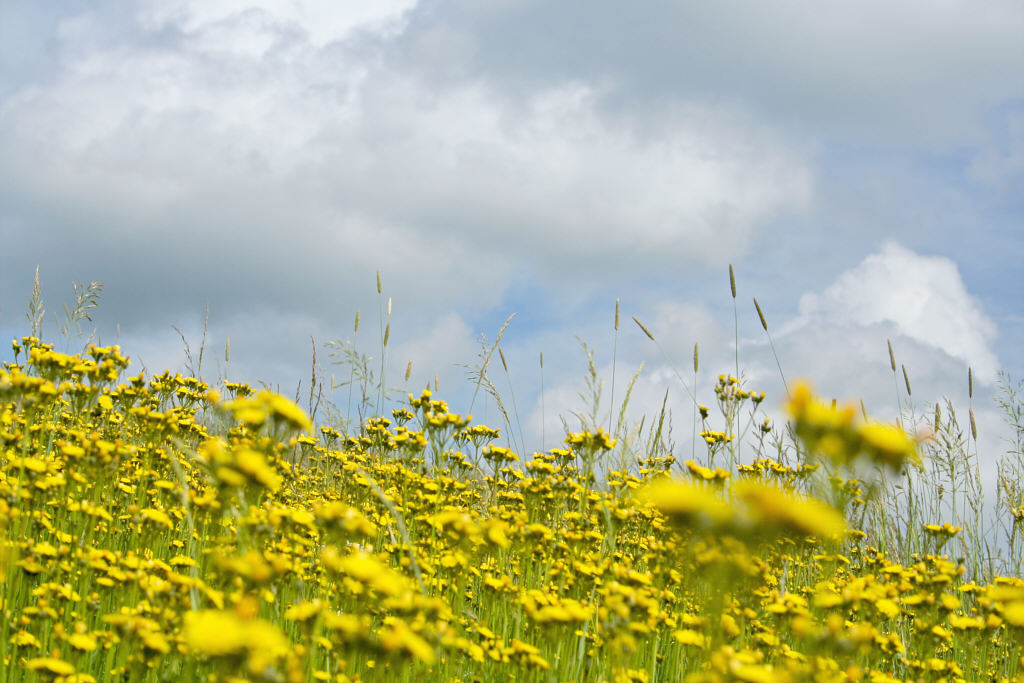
[0,3,813,305]
[389,311,478,392]
[749,242,1010,518]
[137,0,419,48]
[790,242,999,382]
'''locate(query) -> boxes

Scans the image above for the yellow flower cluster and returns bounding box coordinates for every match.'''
[0,337,1020,683]
[787,382,920,471]
[638,476,847,541]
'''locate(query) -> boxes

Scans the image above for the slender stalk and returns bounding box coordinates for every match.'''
[753,297,790,398]
[692,343,699,462]
[540,351,546,452]
[609,299,620,436]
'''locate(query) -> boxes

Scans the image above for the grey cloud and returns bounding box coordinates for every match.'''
[136,0,421,47]
[0,1,812,338]
[407,1,1024,148]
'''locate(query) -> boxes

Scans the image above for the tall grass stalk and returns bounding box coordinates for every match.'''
[692,343,699,461]
[727,265,740,465]
[58,280,103,352]
[497,347,526,455]
[467,314,516,415]
[631,316,697,406]
[729,264,738,382]
[887,339,901,429]
[25,266,44,339]
[539,351,546,451]
[609,299,620,435]
[349,310,360,423]
[375,271,389,418]
[752,297,789,398]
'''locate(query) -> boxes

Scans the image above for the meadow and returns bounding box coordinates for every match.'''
[2,272,1024,683]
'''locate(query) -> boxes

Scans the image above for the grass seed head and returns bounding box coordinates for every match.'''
[633,316,655,341]
[753,297,768,331]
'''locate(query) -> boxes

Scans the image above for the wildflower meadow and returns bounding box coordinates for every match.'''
[2,270,1024,683]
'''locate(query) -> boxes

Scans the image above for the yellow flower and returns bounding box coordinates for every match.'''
[787,381,919,472]
[285,600,324,623]
[565,429,617,451]
[484,519,511,549]
[225,391,312,433]
[181,609,290,671]
[636,478,731,528]
[139,629,171,654]
[243,619,291,673]
[18,457,48,473]
[68,632,98,651]
[31,541,58,557]
[378,618,435,664]
[874,599,899,619]
[721,613,740,638]
[948,615,985,630]
[324,549,412,597]
[313,501,378,537]
[27,657,76,676]
[733,479,846,540]
[140,508,173,529]
[10,630,40,648]
[685,460,730,481]
[182,610,249,656]
[260,391,313,432]
[673,629,707,648]
[323,613,371,641]
[198,436,231,464]
[1003,601,1024,626]
[482,445,520,464]
[787,382,857,433]
[858,421,920,469]
[529,600,593,623]
[233,448,283,492]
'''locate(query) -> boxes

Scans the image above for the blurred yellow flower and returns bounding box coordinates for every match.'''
[224,390,312,433]
[636,478,731,528]
[734,480,847,541]
[27,657,76,676]
[182,610,249,656]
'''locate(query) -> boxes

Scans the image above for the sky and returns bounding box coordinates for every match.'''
[1,1,1022,481]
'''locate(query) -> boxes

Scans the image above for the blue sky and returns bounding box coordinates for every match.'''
[1,0,1022,461]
